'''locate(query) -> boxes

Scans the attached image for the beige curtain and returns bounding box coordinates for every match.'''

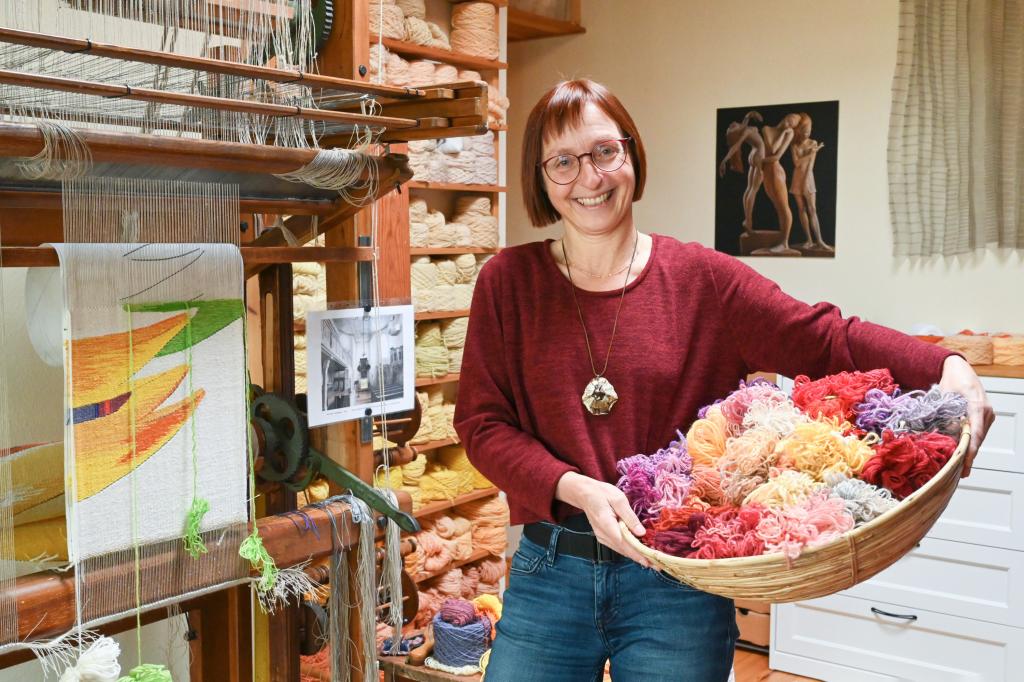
[888,0,1023,255]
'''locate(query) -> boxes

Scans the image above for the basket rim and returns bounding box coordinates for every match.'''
[620,423,971,567]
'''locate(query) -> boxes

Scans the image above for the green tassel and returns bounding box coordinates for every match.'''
[183,497,210,559]
[239,529,278,593]
[118,663,173,681]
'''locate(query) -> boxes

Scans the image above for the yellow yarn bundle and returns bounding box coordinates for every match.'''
[437,444,493,489]
[374,466,404,489]
[400,484,423,510]
[994,335,1024,365]
[775,420,875,480]
[441,317,469,349]
[415,322,450,378]
[402,453,427,486]
[743,469,821,508]
[419,465,474,502]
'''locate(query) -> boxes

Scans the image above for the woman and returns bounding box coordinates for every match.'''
[789,113,833,252]
[454,80,992,682]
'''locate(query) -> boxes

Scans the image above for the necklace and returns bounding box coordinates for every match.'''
[561,230,639,416]
[555,255,632,279]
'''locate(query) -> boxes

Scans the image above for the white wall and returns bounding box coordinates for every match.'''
[506,0,1023,333]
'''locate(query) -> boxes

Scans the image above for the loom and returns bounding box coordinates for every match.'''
[0,1,486,680]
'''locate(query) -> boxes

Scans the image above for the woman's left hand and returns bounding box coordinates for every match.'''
[939,354,995,476]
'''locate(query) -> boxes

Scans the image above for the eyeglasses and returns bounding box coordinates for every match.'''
[539,137,631,185]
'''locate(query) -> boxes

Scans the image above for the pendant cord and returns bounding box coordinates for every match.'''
[561,229,639,379]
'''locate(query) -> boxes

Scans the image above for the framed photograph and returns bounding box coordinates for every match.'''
[306,304,415,426]
[714,100,839,258]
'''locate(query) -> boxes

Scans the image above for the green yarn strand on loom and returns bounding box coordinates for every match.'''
[239,529,279,593]
[119,663,174,681]
[183,497,210,559]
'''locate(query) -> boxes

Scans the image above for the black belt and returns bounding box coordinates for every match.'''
[523,522,625,563]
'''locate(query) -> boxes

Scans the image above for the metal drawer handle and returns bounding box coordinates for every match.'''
[871,606,918,622]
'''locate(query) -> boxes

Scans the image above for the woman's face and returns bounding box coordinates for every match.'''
[540,102,636,237]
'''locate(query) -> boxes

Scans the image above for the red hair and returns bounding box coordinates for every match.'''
[521,79,647,227]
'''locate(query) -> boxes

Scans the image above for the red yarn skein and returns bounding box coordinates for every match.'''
[792,369,898,421]
[860,430,958,499]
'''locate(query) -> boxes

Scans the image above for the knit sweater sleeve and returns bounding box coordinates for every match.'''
[453,259,578,522]
[705,249,954,389]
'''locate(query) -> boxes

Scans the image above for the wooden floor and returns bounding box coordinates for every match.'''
[733,649,820,681]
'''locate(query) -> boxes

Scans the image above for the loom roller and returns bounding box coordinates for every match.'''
[250,388,420,534]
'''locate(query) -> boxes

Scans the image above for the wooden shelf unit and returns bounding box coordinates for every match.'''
[369,36,507,71]
[415,373,460,388]
[410,247,500,256]
[407,181,505,193]
[414,309,471,320]
[414,487,499,519]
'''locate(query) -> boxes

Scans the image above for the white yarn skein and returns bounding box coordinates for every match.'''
[58,637,122,682]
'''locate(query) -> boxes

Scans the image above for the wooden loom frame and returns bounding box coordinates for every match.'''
[0,1,466,679]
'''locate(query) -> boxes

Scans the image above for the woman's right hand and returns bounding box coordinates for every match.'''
[555,471,651,568]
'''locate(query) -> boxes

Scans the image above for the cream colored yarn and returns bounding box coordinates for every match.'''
[441,318,469,348]
[416,322,450,378]
[411,257,439,289]
[408,132,497,185]
[453,253,478,282]
[434,63,459,82]
[369,2,405,39]
[397,0,425,19]
[453,196,498,247]
[993,335,1024,365]
[451,2,499,60]
[939,334,994,365]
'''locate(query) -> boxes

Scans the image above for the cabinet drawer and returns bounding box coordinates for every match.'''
[977,392,1024,474]
[772,593,1024,681]
[928,468,1024,550]
[843,536,1024,627]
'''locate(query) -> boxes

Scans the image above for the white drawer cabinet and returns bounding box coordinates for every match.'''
[771,593,1024,682]
[772,375,1024,681]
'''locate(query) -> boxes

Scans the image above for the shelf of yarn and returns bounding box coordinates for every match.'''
[414,487,500,520]
[414,437,461,452]
[370,36,507,71]
[416,310,470,321]
[414,547,492,584]
[408,181,505,192]
[417,373,461,388]
[411,248,500,255]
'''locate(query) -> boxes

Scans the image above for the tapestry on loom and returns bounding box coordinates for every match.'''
[54,243,249,624]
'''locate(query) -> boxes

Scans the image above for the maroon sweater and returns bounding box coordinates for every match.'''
[453,234,952,526]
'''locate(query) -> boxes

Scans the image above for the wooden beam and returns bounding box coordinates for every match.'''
[0,123,411,178]
[0,27,426,100]
[0,190,338,216]
[0,69,418,129]
[0,246,375,268]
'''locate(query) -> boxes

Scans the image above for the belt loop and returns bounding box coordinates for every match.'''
[545,525,562,566]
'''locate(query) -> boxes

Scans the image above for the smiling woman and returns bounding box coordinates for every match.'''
[452,78,992,682]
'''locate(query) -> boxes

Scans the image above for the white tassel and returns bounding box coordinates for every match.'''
[58,636,122,682]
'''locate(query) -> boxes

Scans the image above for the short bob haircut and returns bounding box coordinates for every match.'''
[521,79,647,227]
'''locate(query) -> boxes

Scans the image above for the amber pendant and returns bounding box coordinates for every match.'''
[582,376,617,415]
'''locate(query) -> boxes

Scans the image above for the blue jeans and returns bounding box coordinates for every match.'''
[484,527,738,682]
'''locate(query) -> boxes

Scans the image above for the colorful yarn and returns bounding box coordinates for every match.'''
[118,664,173,682]
[430,602,492,670]
[718,378,787,430]
[822,472,899,525]
[774,420,875,480]
[792,368,898,421]
[685,416,729,466]
[860,430,958,499]
[755,492,854,561]
[689,463,725,506]
[743,469,821,509]
[643,504,707,556]
[690,505,766,559]
[855,386,967,436]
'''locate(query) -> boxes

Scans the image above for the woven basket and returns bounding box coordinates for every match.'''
[620,426,970,603]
